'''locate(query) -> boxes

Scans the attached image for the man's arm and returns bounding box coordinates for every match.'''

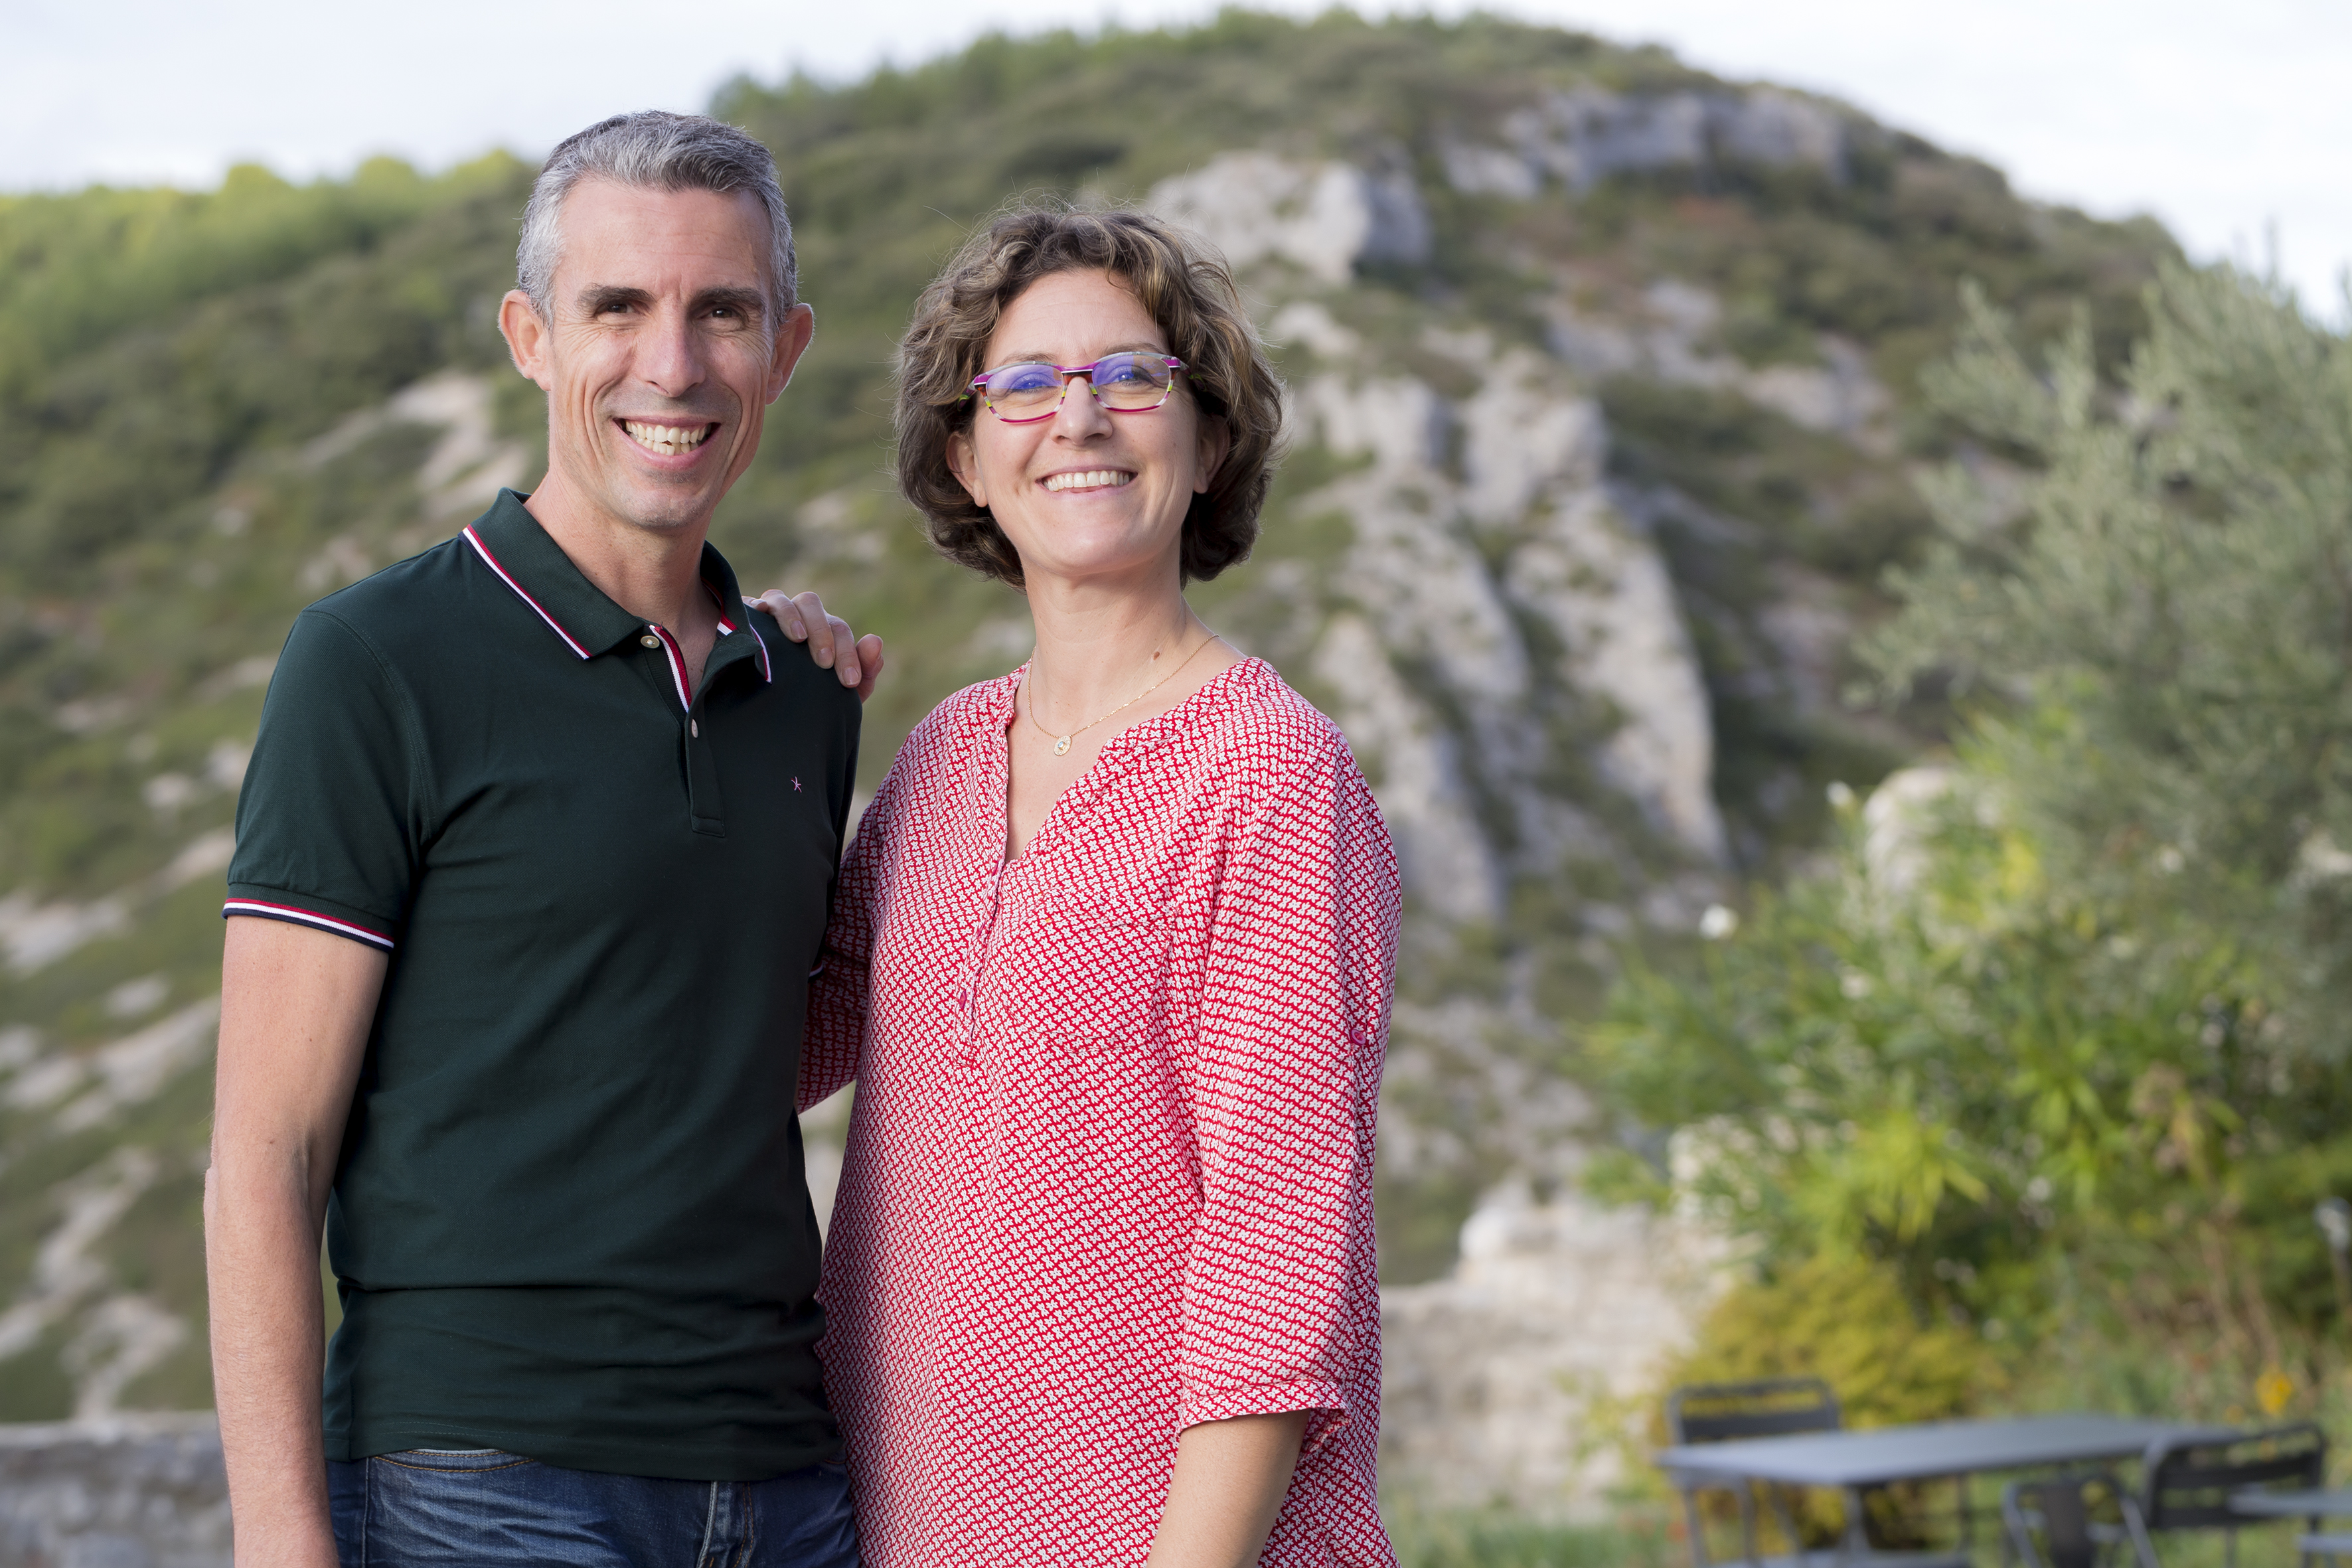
[206,917,386,1568]
[1148,1411,1311,1568]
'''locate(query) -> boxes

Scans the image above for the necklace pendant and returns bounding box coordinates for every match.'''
[1053,736,1071,756]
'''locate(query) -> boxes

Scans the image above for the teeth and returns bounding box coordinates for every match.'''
[623,420,710,455]
[1044,470,1134,492]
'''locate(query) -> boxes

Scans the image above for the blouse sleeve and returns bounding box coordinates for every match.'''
[797,762,902,1113]
[1176,729,1401,1439]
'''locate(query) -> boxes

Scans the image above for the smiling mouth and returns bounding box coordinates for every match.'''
[621,419,715,456]
[1044,469,1134,493]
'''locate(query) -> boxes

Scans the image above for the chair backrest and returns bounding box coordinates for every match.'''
[1668,1378,1843,1446]
[2005,1472,2156,1568]
[2142,1423,2326,1531]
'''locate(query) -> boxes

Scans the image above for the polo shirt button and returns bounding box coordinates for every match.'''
[639,634,661,649]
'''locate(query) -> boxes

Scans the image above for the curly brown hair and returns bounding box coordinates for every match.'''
[894,202,1284,587]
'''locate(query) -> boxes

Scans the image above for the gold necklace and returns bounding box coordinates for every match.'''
[1026,631,1221,756]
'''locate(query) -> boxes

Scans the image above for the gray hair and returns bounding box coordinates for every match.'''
[517,110,797,321]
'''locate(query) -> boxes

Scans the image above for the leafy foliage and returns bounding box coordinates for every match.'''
[1666,1254,1998,1428]
[0,158,484,401]
[1867,266,2352,1034]
[1600,781,2327,1323]
[1601,264,2352,1434]
[0,156,532,598]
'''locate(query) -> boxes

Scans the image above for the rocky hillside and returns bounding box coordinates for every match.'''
[0,9,2171,1452]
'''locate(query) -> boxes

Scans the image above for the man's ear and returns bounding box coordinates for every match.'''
[499,290,554,391]
[765,303,817,404]
[945,429,987,509]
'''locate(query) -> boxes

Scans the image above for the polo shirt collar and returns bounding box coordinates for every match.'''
[462,490,770,684]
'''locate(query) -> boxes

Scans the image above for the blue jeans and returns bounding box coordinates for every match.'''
[327,1449,860,1567]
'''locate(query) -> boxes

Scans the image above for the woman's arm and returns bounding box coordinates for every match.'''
[798,937,868,1111]
[1170,722,1402,1554]
[1147,1412,1312,1568]
[797,768,898,1112]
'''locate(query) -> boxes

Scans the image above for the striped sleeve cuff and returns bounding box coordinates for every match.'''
[222,897,396,951]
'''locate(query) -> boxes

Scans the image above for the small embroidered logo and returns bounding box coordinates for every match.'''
[792,777,803,792]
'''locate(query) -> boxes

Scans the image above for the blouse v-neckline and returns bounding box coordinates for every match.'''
[994,657,1265,870]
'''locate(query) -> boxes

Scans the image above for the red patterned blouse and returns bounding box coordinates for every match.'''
[800,658,1401,1567]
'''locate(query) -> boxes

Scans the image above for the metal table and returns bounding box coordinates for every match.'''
[2231,1487,2352,1562]
[2229,1488,2352,1520]
[1658,1415,2242,1561]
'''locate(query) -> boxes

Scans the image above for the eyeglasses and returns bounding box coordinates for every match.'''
[965,353,1186,423]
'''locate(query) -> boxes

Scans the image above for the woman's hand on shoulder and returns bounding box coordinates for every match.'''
[753,589,886,702]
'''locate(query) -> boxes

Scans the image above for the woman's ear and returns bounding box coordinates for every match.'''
[1192,417,1233,495]
[946,429,988,508]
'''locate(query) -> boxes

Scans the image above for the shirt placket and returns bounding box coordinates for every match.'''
[958,858,1016,1069]
[954,721,1016,1067]
[641,615,747,838]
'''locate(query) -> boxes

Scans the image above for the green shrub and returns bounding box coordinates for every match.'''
[1664,1253,1999,1429]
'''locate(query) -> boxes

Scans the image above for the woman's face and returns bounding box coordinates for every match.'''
[945,268,1227,593]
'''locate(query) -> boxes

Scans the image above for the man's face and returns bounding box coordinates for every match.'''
[501,179,813,539]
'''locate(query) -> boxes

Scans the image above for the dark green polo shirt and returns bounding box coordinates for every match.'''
[226,490,856,1480]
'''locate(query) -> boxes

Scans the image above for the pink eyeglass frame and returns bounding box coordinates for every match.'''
[965,354,1187,424]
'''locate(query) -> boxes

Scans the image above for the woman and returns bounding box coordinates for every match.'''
[795,205,1400,1568]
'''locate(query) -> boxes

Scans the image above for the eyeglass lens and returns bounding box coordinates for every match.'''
[979,353,1175,418]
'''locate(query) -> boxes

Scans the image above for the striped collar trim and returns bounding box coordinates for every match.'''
[712,601,774,682]
[460,495,773,689]
[642,589,775,710]
[463,524,590,658]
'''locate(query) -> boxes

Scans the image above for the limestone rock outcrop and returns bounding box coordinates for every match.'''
[1148,153,1431,284]
[1442,86,1849,198]
[1382,1185,1731,1515]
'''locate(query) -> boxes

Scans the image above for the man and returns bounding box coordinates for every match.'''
[204,111,878,1567]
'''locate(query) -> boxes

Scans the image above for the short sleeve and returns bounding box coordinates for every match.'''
[224,609,425,951]
[1177,730,1401,1439]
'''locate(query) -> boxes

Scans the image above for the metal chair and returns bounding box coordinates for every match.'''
[2140,1422,2326,1568]
[2002,1472,2162,1568]
[1666,1379,1970,1568]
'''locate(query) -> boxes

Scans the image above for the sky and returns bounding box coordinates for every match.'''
[5,0,2346,319]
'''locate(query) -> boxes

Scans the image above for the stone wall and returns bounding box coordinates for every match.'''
[0,1413,228,1568]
